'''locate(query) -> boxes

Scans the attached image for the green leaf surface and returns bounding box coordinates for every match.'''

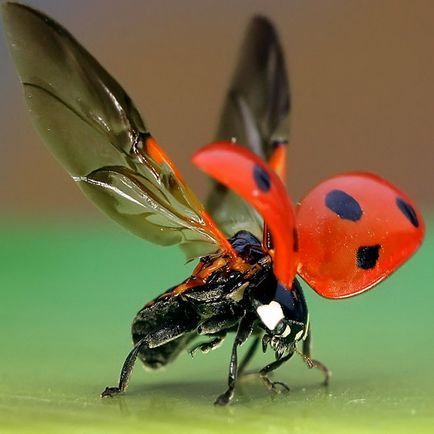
[0,218,433,433]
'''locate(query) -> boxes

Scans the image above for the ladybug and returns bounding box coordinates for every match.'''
[3,2,424,406]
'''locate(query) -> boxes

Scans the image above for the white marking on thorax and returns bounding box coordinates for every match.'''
[256,301,284,331]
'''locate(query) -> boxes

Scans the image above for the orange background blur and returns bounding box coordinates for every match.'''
[1,0,433,217]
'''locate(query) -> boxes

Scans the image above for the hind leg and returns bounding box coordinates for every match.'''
[101,337,146,397]
[101,325,195,398]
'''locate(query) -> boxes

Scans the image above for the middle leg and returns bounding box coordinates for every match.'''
[189,332,226,357]
[214,314,255,406]
[238,335,260,377]
[188,311,239,357]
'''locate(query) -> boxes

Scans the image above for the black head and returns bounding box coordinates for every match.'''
[229,230,265,264]
[252,279,309,358]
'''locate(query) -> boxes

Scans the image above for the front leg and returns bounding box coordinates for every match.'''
[214,315,255,406]
[302,327,331,386]
[259,352,294,393]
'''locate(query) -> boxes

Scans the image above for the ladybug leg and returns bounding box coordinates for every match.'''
[189,311,239,357]
[101,322,195,398]
[214,315,255,406]
[101,337,147,398]
[259,352,294,394]
[238,334,261,378]
[188,332,226,357]
[301,327,331,386]
[197,313,239,335]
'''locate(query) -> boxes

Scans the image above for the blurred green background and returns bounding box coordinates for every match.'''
[1,1,433,433]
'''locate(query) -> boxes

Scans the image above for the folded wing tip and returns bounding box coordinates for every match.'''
[250,15,275,30]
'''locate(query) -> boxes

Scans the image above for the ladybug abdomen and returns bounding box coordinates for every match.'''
[132,294,200,369]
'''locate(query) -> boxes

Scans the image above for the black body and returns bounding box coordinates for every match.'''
[132,231,272,368]
[102,232,329,404]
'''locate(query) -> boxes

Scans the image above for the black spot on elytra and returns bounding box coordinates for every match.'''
[396,197,419,228]
[253,165,271,192]
[293,227,299,252]
[325,190,362,221]
[356,245,381,270]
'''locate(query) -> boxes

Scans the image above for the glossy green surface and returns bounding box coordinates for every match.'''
[1,218,433,433]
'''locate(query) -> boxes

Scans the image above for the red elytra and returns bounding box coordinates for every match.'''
[194,143,424,300]
[192,142,298,289]
[296,173,425,298]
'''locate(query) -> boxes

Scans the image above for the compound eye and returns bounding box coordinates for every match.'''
[274,320,286,335]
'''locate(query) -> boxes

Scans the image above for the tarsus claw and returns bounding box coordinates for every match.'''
[101,386,122,398]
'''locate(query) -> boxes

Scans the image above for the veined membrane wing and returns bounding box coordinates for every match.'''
[206,16,290,239]
[2,2,232,260]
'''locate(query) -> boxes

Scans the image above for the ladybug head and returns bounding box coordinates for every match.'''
[253,279,309,359]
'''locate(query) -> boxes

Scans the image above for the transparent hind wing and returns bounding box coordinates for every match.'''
[3,3,230,260]
[207,16,290,238]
